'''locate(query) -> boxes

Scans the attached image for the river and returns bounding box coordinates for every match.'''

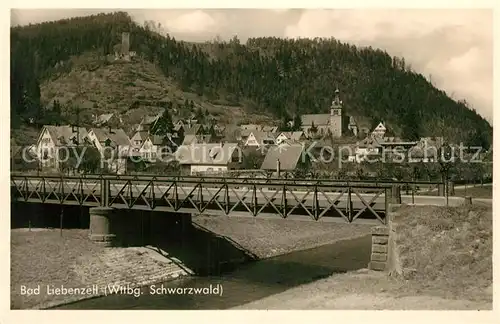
[53,235,371,310]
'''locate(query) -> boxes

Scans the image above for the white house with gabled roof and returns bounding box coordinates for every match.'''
[372,122,387,137]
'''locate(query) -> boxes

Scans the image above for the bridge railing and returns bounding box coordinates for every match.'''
[11,174,399,224]
[10,171,443,187]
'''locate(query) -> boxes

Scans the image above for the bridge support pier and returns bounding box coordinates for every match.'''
[390,185,401,204]
[89,207,117,247]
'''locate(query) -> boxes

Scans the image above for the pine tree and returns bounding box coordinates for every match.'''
[151,108,174,136]
[292,115,302,131]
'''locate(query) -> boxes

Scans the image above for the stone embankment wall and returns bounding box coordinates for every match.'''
[368,204,402,273]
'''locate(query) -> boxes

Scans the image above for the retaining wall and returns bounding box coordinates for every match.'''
[368,204,401,272]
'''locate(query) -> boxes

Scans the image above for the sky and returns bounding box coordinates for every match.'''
[10,8,493,122]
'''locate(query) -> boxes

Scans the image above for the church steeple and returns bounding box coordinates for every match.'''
[329,88,343,138]
[330,88,342,115]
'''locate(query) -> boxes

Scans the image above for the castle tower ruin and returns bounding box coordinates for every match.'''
[121,32,130,57]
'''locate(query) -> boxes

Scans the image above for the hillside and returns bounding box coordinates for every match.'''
[10,11,492,148]
[38,51,267,134]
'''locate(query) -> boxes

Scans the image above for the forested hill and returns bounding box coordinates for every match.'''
[10,11,492,148]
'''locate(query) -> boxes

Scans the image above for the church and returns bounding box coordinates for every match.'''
[301,89,357,138]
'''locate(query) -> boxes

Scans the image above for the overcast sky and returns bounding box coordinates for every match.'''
[11,8,493,122]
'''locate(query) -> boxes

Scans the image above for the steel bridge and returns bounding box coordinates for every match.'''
[10,174,444,225]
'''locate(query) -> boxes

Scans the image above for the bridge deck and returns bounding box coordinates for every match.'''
[10,175,447,225]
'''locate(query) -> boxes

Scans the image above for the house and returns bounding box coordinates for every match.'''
[182,134,213,146]
[139,134,177,162]
[86,127,131,174]
[135,113,162,132]
[408,137,445,163]
[260,144,307,176]
[11,145,38,171]
[347,116,358,136]
[262,126,278,133]
[237,128,253,142]
[184,124,204,136]
[130,131,149,148]
[378,136,418,160]
[350,135,418,163]
[213,124,226,136]
[244,131,276,147]
[275,131,306,144]
[86,127,131,155]
[36,125,89,170]
[93,113,122,127]
[350,116,372,138]
[175,143,242,175]
[372,122,387,137]
[240,124,262,131]
[350,135,384,163]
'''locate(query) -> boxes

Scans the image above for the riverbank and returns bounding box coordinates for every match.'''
[10,229,191,309]
[11,217,374,309]
[234,268,491,310]
[236,204,493,310]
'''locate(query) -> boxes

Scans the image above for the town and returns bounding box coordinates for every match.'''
[17,88,475,179]
[11,32,491,183]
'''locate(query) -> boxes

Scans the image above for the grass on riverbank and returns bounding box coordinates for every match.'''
[10,229,105,309]
[11,217,375,309]
[393,204,492,301]
[236,204,492,310]
[10,229,189,309]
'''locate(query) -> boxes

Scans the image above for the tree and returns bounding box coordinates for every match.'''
[195,106,204,122]
[151,109,174,136]
[292,114,302,131]
[279,114,292,131]
[310,121,318,134]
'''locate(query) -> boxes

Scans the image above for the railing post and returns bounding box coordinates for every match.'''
[224,181,229,215]
[198,183,203,211]
[385,187,390,218]
[101,178,109,207]
[60,175,64,204]
[282,184,287,218]
[347,186,352,222]
[412,182,415,204]
[150,180,155,210]
[174,181,179,210]
[313,185,318,221]
[253,184,257,216]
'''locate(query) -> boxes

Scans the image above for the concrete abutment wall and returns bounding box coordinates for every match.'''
[88,207,192,247]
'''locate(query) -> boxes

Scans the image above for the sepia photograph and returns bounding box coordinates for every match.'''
[8,6,494,313]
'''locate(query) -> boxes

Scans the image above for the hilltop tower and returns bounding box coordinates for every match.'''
[329,88,343,137]
[121,32,130,57]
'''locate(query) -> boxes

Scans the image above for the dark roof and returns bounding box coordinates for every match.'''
[260,144,304,171]
[175,143,240,165]
[40,125,89,146]
[131,131,149,142]
[301,114,330,126]
[184,124,203,135]
[89,128,130,146]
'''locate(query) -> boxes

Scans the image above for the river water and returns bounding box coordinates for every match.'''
[54,235,371,310]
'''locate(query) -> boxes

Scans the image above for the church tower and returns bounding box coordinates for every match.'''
[329,88,343,137]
